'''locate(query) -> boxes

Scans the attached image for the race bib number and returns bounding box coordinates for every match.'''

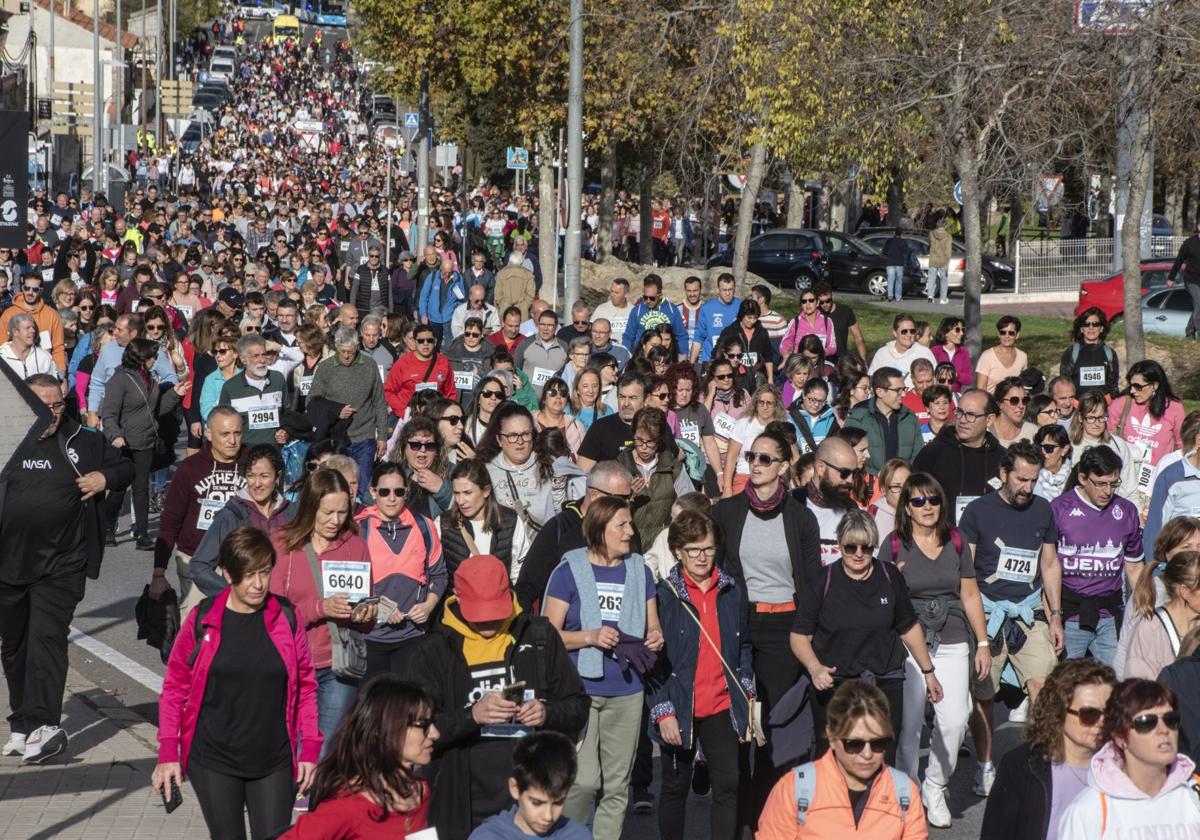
[300,375,314,396]
[743,351,758,367]
[1137,462,1155,493]
[532,367,555,388]
[609,316,628,337]
[175,305,194,321]
[1079,366,1105,386]
[247,404,279,430]
[713,412,737,439]
[996,545,1038,584]
[679,420,700,446]
[321,560,371,601]
[414,381,437,392]
[197,497,224,531]
[956,495,979,526]
[596,582,624,622]
[42,268,54,284]
[454,369,477,391]
[38,329,51,350]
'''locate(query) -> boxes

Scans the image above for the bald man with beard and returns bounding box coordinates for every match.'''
[799,437,860,568]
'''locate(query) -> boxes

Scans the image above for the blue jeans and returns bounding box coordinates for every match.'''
[1063,616,1118,665]
[315,667,359,757]
[925,267,948,300]
[886,266,905,300]
[345,438,377,502]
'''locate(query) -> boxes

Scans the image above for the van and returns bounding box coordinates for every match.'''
[273,14,301,38]
[208,57,235,82]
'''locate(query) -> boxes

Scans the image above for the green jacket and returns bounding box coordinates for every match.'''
[510,368,539,412]
[843,397,924,475]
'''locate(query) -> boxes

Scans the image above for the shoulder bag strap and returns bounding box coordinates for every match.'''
[422,354,437,383]
[1157,606,1183,654]
[668,583,750,708]
[506,471,540,533]
[304,543,337,635]
[1116,394,1134,441]
[459,523,480,557]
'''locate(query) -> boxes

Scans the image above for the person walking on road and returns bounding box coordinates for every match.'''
[1167,221,1200,339]
[0,373,131,764]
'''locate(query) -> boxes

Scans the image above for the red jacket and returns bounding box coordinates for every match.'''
[156,589,321,777]
[270,531,372,670]
[383,352,457,417]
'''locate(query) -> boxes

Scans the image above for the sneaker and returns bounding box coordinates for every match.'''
[973,763,996,797]
[922,781,952,828]
[631,788,654,814]
[1009,697,1030,724]
[22,726,67,765]
[105,527,117,547]
[293,794,310,812]
[135,535,155,551]
[2,732,25,756]
[940,298,949,304]
[691,761,711,797]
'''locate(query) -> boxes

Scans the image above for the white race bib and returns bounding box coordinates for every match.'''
[197,497,223,531]
[454,369,478,391]
[609,316,628,337]
[596,581,624,623]
[247,403,279,430]
[300,375,314,396]
[679,420,700,446]
[713,412,737,439]
[996,545,1038,584]
[532,367,554,387]
[1079,366,1105,386]
[38,329,51,350]
[743,351,758,367]
[321,560,371,601]
[175,304,194,321]
[956,495,979,526]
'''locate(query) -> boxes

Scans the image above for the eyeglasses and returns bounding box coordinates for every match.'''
[407,440,439,452]
[821,460,854,480]
[44,400,67,412]
[955,408,987,422]
[573,319,589,326]
[79,304,94,311]
[498,431,533,442]
[713,373,733,381]
[818,297,833,306]
[374,486,407,498]
[1003,395,1030,406]
[415,337,435,345]
[726,352,742,360]
[800,296,816,303]
[1041,443,1061,453]
[936,376,956,384]
[441,415,464,425]
[595,487,633,501]
[213,347,233,356]
[909,495,942,508]
[21,285,41,293]
[878,385,906,394]
[1038,407,1060,417]
[745,451,785,466]
[679,546,717,560]
[840,736,892,755]
[368,253,380,258]
[545,388,568,398]
[1131,711,1181,734]
[1086,476,1121,490]
[479,389,504,400]
[633,437,658,449]
[1084,414,1107,424]
[999,329,1018,337]
[841,543,876,557]
[1066,706,1105,726]
[949,326,964,333]
[408,717,435,733]
[1082,321,1103,328]
[651,390,669,400]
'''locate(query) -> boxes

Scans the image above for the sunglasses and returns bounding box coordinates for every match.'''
[21,285,41,293]
[79,304,95,311]
[145,323,166,332]
[1129,381,1153,391]
[726,352,742,360]
[841,543,875,557]
[1131,711,1181,734]
[936,376,955,384]
[596,487,633,501]
[818,297,832,305]
[407,440,439,452]
[1065,706,1105,726]
[1041,443,1062,453]
[999,329,1018,336]
[713,373,733,381]
[800,297,817,303]
[374,486,407,498]
[408,717,435,733]
[1003,395,1030,406]
[643,295,659,303]
[897,328,915,335]
[213,347,233,355]
[480,389,504,399]
[573,319,589,326]
[840,736,892,755]
[415,337,436,345]
[244,325,262,333]
[909,495,942,508]
[821,460,854,480]
[745,451,784,466]
[651,391,669,400]
[1083,321,1103,328]
[545,388,569,398]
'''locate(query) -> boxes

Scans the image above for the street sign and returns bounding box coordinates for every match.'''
[404,112,419,128]
[435,143,458,168]
[1075,0,1151,31]
[953,181,963,206]
[1035,174,1064,210]
[506,146,528,170]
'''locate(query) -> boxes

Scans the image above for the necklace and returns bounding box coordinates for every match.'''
[1064,762,1089,786]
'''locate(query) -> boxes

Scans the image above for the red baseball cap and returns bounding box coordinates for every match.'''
[455,555,514,623]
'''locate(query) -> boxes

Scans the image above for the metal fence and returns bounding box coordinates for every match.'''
[1014,236,1185,294]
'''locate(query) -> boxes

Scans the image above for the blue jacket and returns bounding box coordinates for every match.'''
[87,338,125,412]
[622,298,687,352]
[1146,453,1200,565]
[468,807,592,840]
[68,331,94,390]
[648,565,753,750]
[789,403,838,453]
[418,271,467,325]
[691,297,741,362]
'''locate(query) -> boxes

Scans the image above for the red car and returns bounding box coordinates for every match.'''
[1075,260,1175,320]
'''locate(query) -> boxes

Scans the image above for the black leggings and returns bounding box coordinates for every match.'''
[105,447,153,535]
[188,761,295,840]
[659,713,747,840]
[366,636,424,680]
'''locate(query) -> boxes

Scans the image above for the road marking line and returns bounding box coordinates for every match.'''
[69,626,163,694]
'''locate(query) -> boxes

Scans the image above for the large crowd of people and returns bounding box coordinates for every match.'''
[5,16,1200,840]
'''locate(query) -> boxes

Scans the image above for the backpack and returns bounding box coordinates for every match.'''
[792,761,911,825]
[1069,342,1116,368]
[187,594,297,667]
[888,528,964,561]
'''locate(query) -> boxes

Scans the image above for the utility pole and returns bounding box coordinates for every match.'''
[115,0,122,127]
[48,0,56,101]
[414,66,430,257]
[93,0,104,194]
[156,0,163,143]
[562,0,583,305]
[169,0,175,81]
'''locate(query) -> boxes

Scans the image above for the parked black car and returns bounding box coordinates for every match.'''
[858,227,1015,293]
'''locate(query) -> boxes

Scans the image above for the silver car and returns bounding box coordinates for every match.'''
[1142,287,1194,337]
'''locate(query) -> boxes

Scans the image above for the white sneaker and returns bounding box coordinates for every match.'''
[973,763,996,797]
[939,298,949,304]
[1009,697,1030,724]
[922,781,952,828]
[22,726,67,765]
[2,732,25,756]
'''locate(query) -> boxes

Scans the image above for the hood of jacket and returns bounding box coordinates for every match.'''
[1090,741,1197,800]
[931,421,1001,452]
[10,295,46,318]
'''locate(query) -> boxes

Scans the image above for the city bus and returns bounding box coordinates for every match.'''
[313,0,346,27]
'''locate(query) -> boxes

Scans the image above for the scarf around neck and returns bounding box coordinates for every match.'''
[745,480,786,513]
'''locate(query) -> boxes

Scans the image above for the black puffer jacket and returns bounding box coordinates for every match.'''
[439,505,518,585]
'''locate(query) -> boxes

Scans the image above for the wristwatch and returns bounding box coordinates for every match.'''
[1050,609,1064,617]
[921,665,936,675]
[976,640,990,649]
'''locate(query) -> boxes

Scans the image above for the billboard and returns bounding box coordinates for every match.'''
[0,110,29,249]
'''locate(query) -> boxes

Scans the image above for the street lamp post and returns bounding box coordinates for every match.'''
[563,0,583,305]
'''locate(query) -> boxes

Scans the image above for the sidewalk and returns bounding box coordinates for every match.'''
[0,668,209,839]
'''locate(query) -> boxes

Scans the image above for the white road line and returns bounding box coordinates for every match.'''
[68,626,163,694]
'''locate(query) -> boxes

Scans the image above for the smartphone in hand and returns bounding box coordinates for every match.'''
[162,779,183,814]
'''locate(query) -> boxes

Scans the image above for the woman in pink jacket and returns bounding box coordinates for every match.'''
[272,468,377,756]
[153,526,321,840]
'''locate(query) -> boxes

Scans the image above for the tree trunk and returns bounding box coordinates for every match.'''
[596,139,616,262]
[639,166,654,265]
[886,164,904,225]
[786,176,805,228]
[733,141,768,289]
[1119,38,1154,366]
[537,131,558,308]
[956,143,984,359]
[1165,177,1183,233]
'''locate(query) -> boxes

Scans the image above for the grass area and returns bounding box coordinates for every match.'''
[773,292,1200,409]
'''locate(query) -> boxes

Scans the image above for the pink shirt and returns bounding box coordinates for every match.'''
[1108,396,1185,466]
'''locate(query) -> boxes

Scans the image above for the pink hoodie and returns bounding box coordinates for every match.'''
[1056,741,1200,839]
[157,590,321,776]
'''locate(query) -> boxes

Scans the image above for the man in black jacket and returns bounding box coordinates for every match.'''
[406,555,588,840]
[0,373,132,764]
[912,388,1004,523]
[1167,220,1200,338]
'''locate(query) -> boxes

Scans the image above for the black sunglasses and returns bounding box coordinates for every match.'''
[415,337,435,345]
[407,440,439,452]
[821,460,854,480]
[374,486,407,498]
[840,736,892,755]
[1067,706,1105,726]
[1131,711,1181,734]
[909,495,942,508]
[441,415,464,425]
[480,389,504,399]
[744,451,784,466]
